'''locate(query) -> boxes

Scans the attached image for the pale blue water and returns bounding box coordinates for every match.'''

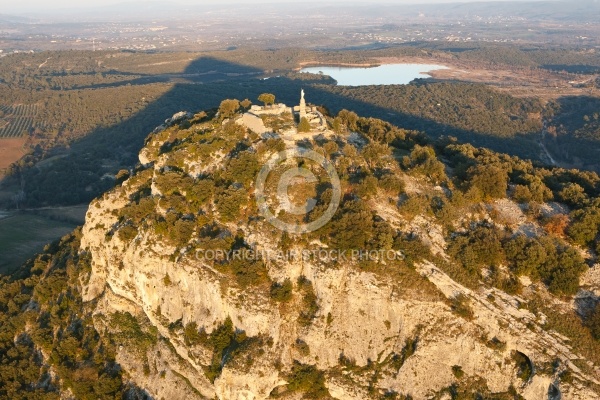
[299,63,449,86]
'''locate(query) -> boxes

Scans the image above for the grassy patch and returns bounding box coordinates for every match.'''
[0,212,77,275]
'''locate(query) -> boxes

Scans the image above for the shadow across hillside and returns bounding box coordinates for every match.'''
[1,54,547,211]
[71,75,172,90]
[290,80,543,162]
[543,95,600,171]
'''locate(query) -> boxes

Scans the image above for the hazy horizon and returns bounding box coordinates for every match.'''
[1,0,560,15]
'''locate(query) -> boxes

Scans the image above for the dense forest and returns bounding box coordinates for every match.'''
[316,81,544,159]
[366,43,600,73]
[544,96,600,170]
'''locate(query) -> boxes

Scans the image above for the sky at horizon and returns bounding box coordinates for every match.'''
[0,0,555,15]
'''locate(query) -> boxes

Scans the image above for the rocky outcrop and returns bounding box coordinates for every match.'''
[77,113,600,400]
[80,191,600,399]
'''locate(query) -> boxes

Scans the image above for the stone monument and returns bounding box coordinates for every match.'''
[299,89,307,121]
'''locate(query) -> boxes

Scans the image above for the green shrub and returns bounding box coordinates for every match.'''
[504,235,586,296]
[402,337,418,359]
[362,141,392,170]
[184,321,202,346]
[298,117,311,133]
[327,313,334,325]
[588,304,600,340]
[520,175,553,203]
[568,206,600,246]
[337,109,358,131]
[258,93,275,107]
[503,235,545,277]
[452,365,465,379]
[487,266,521,295]
[154,172,193,197]
[467,163,508,200]
[119,196,155,223]
[398,194,431,219]
[297,277,319,327]
[323,141,339,157]
[287,361,331,399]
[294,339,310,356]
[109,311,157,352]
[378,173,405,195]
[235,257,269,287]
[219,99,240,119]
[160,194,189,215]
[393,233,432,268]
[512,185,532,203]
[356,175,378,199]
[115,169,130,184]
[450,294,474,320]
[117,225,138,242]
[167,219,195,246]
[186,178,214,208]
[223,151,260,186]
[558,183,588,208]
[545,247,587,296]
[402,145,446,184]
[270,279,293,302]
[215,186,247,222]
[447,225,506,277]
[326,200,394,250]
[387,337,419,372]
[263,137,286,153]
[201,317,252,382]
[486,337,507,352]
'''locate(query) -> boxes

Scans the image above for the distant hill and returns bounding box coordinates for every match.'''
[0,14,35,24]
[5,0,600,23]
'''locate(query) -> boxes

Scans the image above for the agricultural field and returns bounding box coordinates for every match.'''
[0,137,26,176]
[0,209,83,275]
[0,104,37,138]
[0,104,37,177]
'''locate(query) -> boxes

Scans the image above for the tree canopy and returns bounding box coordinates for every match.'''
[218,99,241,119]
[258,93,276,108]
[298,117,311,133]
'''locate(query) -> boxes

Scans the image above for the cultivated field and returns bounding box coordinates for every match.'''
[0,104,38,138]
[0,210,81,275]
[0,137,26,175]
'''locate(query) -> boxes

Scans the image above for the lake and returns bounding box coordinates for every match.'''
[299,63,449,86]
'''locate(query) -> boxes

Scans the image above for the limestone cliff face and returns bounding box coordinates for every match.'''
[77,114,600,400]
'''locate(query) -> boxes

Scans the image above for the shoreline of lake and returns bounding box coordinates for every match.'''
[295,61,382,71]
[298,62,451,86]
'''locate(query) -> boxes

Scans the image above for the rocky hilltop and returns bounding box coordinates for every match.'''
[2,103,600,400]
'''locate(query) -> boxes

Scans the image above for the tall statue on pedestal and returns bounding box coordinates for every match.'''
[299,89,307,121]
